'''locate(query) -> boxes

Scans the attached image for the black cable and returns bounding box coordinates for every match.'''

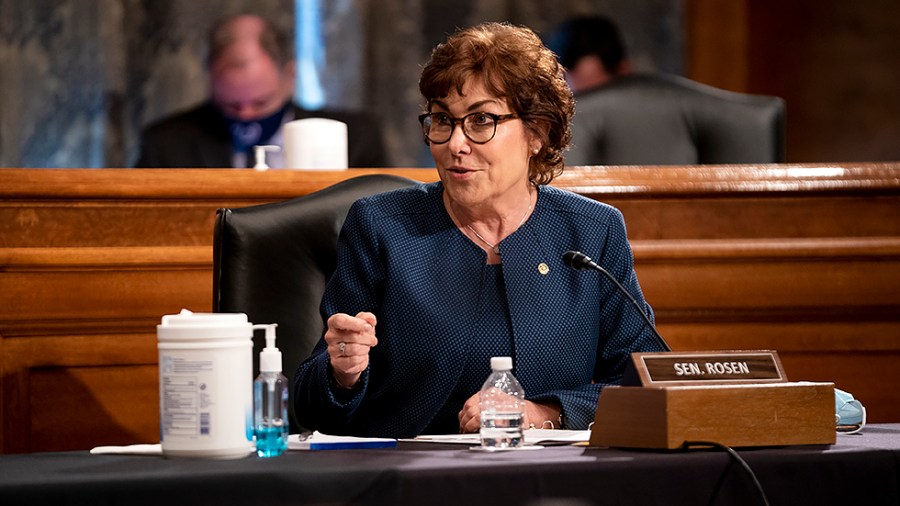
[562,250,671,351]
[705,457,733,506]
[683,441,771,506]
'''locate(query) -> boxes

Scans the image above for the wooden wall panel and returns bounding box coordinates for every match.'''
[1,165,898,453]
[0,247,211,335]
[2,332,159,453]
[0,204,220,248]
[685,0,749,91]
[29,365,160,453]
[613,196,900,240]
[637,239,900,309]
[688,0,900,162]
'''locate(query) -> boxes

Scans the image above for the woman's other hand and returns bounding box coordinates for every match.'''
[458,393,562,433]
[458,392,483,433]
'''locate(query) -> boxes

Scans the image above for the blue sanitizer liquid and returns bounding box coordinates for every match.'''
[255,424,288,457]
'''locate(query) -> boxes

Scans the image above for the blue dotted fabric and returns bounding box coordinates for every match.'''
[293,182,666,438]
[423,264,514,434]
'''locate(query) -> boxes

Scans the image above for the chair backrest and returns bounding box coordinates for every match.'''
[566,73,786,165]
[212,173,419,430]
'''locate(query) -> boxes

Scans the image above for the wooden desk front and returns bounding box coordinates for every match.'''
[1,164,898,453]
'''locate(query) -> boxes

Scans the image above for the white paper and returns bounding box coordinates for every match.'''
[283,118,348,170]
[89,443,163,455]
[468,445,545,452]
[289,431,396,450]
[407,429,590,446]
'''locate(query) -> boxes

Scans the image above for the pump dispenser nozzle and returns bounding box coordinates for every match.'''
[252,145,281,171]
[254,323,281,373]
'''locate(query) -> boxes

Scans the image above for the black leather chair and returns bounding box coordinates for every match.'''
[212,174,419,431]
[566,73,786,165]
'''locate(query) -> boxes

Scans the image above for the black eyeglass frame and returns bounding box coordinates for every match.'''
[418,111,519,145]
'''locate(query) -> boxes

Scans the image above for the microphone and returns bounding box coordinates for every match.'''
[563,250,671,352]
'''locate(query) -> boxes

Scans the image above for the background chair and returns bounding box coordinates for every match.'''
[212,173,419,431]
[566,73,786,165]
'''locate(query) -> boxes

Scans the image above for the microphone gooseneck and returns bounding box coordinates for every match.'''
[563,250,671,351]
[562,250,596,270]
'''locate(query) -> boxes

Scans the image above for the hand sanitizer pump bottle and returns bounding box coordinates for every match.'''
[253,324,289,457]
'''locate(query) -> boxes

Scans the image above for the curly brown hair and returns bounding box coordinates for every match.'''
[419,22,575,185]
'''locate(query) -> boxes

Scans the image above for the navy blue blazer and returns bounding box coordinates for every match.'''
[293,182,665,438]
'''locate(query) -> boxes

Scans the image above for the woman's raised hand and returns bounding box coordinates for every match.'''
[325,311,378,389]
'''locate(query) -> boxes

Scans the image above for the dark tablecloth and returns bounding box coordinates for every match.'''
[1,425,898,505]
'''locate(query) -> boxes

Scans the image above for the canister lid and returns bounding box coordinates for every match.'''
[157,309,253,340]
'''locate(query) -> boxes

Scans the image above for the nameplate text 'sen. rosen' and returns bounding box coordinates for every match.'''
[630,351,786,386]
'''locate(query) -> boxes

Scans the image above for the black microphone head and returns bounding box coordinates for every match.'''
[563,250,592,270]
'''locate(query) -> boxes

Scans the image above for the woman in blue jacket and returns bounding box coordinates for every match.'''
[293,22,667,438]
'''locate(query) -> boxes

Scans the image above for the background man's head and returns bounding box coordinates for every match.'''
[547,15,631,93]
[207,14,295,121]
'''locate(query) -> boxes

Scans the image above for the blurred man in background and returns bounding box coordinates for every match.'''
[136,13,388,168]
[546,15,632,93]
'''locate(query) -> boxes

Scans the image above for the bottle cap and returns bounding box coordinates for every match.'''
[490,356,513,371]
[255,323,281,372]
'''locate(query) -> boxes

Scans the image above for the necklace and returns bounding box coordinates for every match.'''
[464,201,533,255]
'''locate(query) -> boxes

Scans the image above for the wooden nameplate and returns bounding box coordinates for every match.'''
[590,351,836,449]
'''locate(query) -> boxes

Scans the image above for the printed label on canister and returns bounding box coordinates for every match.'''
[157,310,254,459]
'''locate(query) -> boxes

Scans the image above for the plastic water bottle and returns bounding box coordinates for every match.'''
[479,356,525,450]
[253,324,289,457]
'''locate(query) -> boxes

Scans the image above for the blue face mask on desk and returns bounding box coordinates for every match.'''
[835,388,865,434]
[224,102,290,154]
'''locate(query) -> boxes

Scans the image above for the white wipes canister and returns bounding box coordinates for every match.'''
[157,310,254,459]
[282,118,349,170]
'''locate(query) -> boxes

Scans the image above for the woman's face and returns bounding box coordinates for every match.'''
[428,79,537,211]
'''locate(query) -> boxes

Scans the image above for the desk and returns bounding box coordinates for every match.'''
[3,164,900,453]
[1,425,898,505]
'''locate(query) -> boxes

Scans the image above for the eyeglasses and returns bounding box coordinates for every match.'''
[418,111,518,145]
